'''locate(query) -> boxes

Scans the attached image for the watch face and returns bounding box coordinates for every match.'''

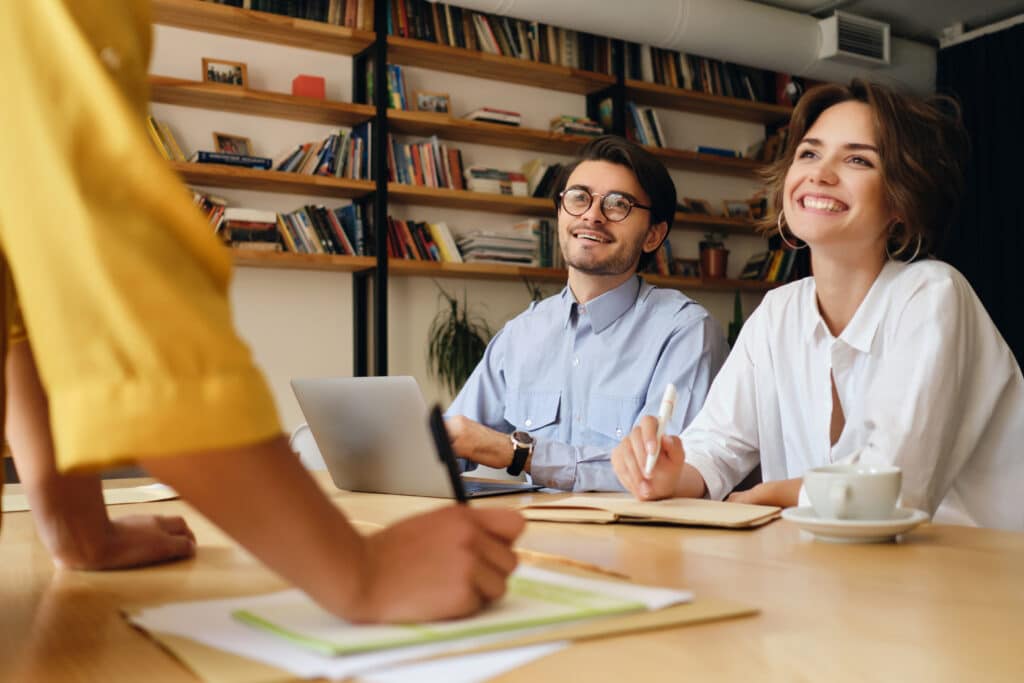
[512,430,534,446]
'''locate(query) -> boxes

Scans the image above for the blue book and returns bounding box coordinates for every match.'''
[191,151,272,169]
[696,146,739,158]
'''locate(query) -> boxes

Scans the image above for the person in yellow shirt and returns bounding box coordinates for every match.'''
[0,1,523,622]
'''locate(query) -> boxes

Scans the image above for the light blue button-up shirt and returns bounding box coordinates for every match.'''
[447,275,728,491]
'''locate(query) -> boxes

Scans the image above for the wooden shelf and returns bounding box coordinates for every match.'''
[231,252,780,293]
[389,260,565,283]
[170,162,375,199]
[649,145,765,177]
[149,76,376,126]
[674,212,759,236]
[640,273,779,293]
[388,110,593,155]
[387,36,615,95]
[153,0,375,54]
[232,250,375,272]
[626,79,791,124]
[388,184,553,216]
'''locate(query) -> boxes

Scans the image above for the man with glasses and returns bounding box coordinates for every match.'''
[445,136,728,491]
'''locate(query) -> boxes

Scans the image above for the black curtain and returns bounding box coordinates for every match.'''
[936,23,1024,365]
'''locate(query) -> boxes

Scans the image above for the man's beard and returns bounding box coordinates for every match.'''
[560,229,645,276]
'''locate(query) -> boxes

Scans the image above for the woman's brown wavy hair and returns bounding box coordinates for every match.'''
[758,79,969,260]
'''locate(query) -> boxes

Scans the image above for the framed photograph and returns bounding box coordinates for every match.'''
[673,258,701,278]
[723,199,753,220]
[683,198,713,215]
[212,132,252,156]
[202,57,248,88]
[413,90,451,114]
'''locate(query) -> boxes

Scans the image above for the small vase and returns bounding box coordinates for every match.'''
[701,247,729,279]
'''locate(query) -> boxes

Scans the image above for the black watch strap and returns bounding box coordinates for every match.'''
[507,431,532,476]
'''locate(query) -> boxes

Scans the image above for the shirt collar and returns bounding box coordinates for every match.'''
[806,260,904,353]
[561,276,642,334]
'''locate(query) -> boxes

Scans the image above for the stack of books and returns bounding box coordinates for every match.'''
[146,116,187,161]
[192,191,227,233]
[273,123,373,179]
[387,134,465,189]
[739,249,797,282]
[277,204,370,256]
[626,103,667,148]
[550,115,602,137]
[221,208,282,252]
[465,167,528,196]
[457,230,537,265]
[514,219,562,269]
[463,107,522,126]
[521,159,565,199]
[386,218,462,262]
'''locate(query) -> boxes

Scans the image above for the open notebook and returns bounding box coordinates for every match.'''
[520,493,781,528]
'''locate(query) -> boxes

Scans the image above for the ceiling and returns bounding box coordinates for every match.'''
[750,0,1024,44]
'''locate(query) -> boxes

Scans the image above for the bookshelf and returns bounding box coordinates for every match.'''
[171,162,758,234]
[149,76,376,125]
[151,75,765,180]
[625,79,791,124]
[152,0,375,53]
[152,0,789,377]
[386,35,616,94]
[230,250,778,293]
[171,162,375,198]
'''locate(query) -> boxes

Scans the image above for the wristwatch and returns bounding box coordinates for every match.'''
[507,430,535,476]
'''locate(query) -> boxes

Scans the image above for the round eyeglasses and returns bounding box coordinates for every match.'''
[559,188,652,223]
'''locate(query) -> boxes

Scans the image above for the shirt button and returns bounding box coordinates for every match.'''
[573,356,580,367]
[100,46,122,70]
[616,428,623,437]
[524,419,533,427]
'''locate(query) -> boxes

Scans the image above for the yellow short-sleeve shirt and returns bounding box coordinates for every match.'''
[0,1,282,481]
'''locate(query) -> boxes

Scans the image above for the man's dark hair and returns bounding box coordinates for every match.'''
[552,135,676,271]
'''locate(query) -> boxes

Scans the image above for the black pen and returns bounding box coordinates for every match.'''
[428,404,468,504]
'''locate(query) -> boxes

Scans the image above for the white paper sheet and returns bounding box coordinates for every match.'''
[356,642,567,683]
[128,565,691,680]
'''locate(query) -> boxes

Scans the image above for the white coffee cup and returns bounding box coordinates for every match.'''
[804,464,901,520]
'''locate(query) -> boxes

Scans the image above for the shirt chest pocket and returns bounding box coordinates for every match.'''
[504,390,561,432]
[587,394,644,441]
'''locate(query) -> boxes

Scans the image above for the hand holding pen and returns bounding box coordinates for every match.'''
[644,384,677,478]
[611,386,687,501]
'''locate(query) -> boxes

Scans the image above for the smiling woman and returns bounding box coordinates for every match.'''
[611,80,1024,531]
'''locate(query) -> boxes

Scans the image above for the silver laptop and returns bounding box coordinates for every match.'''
[291,376,541,498]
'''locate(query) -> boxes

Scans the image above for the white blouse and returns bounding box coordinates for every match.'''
[683,260,1024,530]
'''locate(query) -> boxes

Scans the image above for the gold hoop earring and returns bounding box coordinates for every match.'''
[777,211,808,250]
[887,233,923,262]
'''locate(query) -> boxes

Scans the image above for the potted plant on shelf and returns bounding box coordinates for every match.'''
[427,284,493,396]
[699,231,729,279]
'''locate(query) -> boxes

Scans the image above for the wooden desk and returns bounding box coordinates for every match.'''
[2,477,1023,682]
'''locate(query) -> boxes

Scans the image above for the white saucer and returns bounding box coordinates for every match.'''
[781,506,929,543]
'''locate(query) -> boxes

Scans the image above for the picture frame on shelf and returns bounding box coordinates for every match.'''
[212,132,252,155]
[683,198,713,215]
[202,57,248,88]
[413,90,451,114]
[723,199,753,219]
[673,258,700,278]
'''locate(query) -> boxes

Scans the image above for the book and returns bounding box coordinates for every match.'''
[190,150,272,169]
[463,108,522,126]
[520,493,781,529]
[696,145,739,158]
[231,564,693,657]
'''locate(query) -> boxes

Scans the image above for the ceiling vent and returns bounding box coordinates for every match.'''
[818,11,890,66]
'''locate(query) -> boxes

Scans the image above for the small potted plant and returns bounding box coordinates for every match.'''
[427,284,492,396]
[699,231,729,279]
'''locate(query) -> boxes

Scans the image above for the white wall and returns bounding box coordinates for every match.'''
[150,23,768,432]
